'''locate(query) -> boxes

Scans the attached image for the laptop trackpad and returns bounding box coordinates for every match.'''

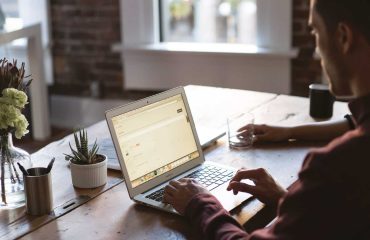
[212,183,252,212]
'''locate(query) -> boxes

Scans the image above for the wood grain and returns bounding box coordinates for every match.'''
[0,121,123,240]
[1,86,350,239]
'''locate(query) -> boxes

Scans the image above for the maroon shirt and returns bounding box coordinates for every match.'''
[185,94,370,240]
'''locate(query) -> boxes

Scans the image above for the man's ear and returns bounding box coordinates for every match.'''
[336,22,354,54]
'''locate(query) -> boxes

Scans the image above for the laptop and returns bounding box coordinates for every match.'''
[97,129,225,171]
[105,86,251,214]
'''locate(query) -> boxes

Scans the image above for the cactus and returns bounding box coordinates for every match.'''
[65,129,100,164]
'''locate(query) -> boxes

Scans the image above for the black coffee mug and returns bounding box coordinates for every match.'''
[309,84,335,119]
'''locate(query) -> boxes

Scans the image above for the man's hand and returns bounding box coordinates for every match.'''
[238,124,292,143]
[227,168,287,208]
[163,178,210,215]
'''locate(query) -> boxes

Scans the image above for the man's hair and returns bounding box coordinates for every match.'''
[315,0,370,42]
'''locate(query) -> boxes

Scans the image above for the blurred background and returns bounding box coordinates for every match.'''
[0,0,321,151]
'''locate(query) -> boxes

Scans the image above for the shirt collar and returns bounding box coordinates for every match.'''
[349,93,370,126]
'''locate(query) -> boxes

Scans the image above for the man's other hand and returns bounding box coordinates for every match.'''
[239,124,291,143]
[163,178,210,215]
[227,168,287,208]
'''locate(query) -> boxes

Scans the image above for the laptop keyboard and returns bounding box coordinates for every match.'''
[146,165,235,202]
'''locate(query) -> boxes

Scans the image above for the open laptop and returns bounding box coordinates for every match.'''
[105,87,251,214]
[97,128,225,171]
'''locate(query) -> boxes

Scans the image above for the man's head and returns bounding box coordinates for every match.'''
[309,0,370,97]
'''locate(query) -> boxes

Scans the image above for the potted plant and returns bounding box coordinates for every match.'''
[0,58,32,209]
[65,129,107,188]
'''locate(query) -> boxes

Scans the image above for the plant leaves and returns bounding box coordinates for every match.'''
[66,129,100,164]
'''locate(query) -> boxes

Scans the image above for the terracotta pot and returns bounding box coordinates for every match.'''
[70,154,107,188]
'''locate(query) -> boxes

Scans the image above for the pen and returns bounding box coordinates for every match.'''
[17,162,28,176]
[46,158,55,173]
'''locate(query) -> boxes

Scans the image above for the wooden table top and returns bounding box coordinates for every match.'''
[0,85,350,240]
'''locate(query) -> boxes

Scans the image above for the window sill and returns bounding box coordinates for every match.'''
[113,42,298,59]
[119,42,296,93]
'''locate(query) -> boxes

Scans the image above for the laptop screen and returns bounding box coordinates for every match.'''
[111,94,200,188]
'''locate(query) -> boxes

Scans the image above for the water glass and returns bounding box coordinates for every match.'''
[227,113,254,149]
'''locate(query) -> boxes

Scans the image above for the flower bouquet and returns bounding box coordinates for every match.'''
[0,58,32,208]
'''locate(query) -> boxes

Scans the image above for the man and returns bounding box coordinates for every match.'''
[163,0,370,239]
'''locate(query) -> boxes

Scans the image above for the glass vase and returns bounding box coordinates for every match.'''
[0,132,32,209]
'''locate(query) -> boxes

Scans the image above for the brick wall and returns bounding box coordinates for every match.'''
[50,0,123,97]
[50,0,321,97]
[291,0,322,96]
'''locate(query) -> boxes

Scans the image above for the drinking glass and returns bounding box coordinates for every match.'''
[227,113,254,149]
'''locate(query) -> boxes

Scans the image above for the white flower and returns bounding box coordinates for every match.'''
[0,88,28,109]
[0,103,29,139]
[0,103,20,129]
[14,114,29,139]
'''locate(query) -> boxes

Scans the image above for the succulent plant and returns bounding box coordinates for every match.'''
[65,129,100,165]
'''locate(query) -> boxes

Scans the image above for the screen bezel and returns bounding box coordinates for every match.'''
[105,86,205,198]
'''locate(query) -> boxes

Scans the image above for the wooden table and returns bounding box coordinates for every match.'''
[0,85,350,240]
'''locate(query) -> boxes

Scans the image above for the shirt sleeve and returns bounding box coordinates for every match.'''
[184,152,351,240]
[185,130,369,240]
[185,193,249,240]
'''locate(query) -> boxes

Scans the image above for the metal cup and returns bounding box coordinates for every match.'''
[24,167,53,215]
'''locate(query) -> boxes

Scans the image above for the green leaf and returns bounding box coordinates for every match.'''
[66,129,101,164]
[74,132,81,153]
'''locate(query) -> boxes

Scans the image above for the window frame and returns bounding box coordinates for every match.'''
[119,0,297,93]
[121,0,292,51]
[159,0,258,45]
[0,0,53,84]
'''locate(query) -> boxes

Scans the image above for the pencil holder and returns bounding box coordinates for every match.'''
[24,167,53,215]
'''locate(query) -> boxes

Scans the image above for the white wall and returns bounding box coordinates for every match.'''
[124,49,292,94]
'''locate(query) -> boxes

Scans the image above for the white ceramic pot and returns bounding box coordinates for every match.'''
[70,154,107,188]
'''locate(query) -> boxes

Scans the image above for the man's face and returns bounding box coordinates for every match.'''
[309,0,352,96]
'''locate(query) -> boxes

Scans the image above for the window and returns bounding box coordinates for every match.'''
[119,0,296,94]
[0,0,22,31]
[0,0,50,44]
[0,0,19,18]
[0,0,54,93]
[160,0,257,45]
[121,0,292,51]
